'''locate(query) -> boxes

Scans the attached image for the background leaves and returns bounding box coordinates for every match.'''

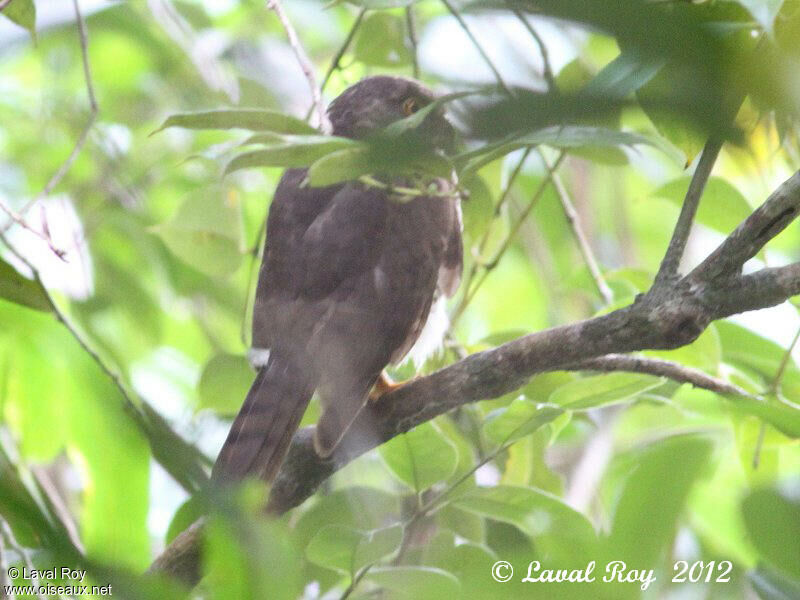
[1,0,800,598]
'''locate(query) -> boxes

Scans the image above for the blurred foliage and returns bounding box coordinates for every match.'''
[1,0,800,598]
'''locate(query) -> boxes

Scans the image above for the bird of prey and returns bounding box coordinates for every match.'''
[212,76,463,483]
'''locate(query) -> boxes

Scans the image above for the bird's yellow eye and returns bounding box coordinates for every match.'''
[402,97,418,116]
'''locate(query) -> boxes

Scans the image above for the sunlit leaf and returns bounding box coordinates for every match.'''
[652,176,752,235]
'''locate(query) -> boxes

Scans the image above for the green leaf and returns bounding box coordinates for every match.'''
[292,487,400,550]
[652,176,752,235]
[165,496,204,545]
[459,126,663,175]
[742,488,800,579]
[583,51,665,99]
[205,517,303,600]
[482,398,564,445]
[152,187,243,277]
[636,63,707,163]
[305,524,402,576]
[197,354,253,413]
[460,173,494,241]
[306,145,452,187]
[354,12,410,67]
[1,0,36,40]
[224,136,357,174]
[151,109,317,136]
[0,258,50,312]
[727,393,800,438]
[379,422,458,492]
[306,146,375,186]
[364,566,460,600]
[717,321,800,402]
[452,485,597,561]
[549,372,665,410]
[606,434,713,567]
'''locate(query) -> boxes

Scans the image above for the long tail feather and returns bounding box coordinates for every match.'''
[212,355,314,483]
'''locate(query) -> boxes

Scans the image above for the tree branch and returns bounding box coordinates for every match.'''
[653,138,722,287]
[267,0,330,133]
[571,354,748,396]
[150,169,800,585]
[539,150,613,304]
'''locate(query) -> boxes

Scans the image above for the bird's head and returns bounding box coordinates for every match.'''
[327,75,456,153]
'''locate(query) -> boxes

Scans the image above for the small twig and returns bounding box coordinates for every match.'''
[512,9,556,91]
[753,324,800,468]
[267,0,330,133]
[406,6,420,79]
[0,0,14,14]
[440,0,512,96]
[539,150,613,304]
[316,7,367,102]
[653,138,723,287]
[572,354,750,397]
[1,0,98,236]
[0,201,67,260]
[339,564,373,600]
[358,175,459,200]
[31,466,84,553]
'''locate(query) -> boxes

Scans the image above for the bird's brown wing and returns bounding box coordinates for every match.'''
[215,170,394,481]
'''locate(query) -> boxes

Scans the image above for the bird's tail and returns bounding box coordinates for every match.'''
[212,354,314,484]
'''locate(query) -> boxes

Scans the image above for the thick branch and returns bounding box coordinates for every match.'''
[690,171,800,282]
[151,171,800,584]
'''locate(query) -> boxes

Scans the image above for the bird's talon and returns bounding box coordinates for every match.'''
[369,372,407,403]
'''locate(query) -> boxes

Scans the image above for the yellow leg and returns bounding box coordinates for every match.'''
[368,372,407,403]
